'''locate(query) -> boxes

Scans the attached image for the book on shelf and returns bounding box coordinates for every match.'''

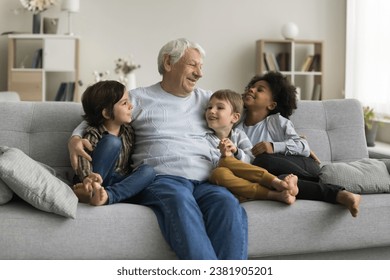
[65,82,75,101]
[31,48,43,68]
[264,53,279,72]
[55,82,75,101]
[308,54,321,71]
[276,52,290,71]
[263,53,270,71]
[301,55,314,72]
[270,53,279,71]
[54,82,67,101]
[311,83,321,100]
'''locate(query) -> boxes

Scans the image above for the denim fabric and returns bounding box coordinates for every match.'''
[92,133,155,204]
[138,175,248,260]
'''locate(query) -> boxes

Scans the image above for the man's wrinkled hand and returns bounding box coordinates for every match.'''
[68,136,93,170]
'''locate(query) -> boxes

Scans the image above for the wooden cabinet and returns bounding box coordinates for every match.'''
[7,34,80,101]
[256,39,323,100]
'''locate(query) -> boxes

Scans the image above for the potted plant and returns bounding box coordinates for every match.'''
[363,106,378,147]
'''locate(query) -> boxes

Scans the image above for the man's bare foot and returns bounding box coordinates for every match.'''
[73,183,92,203]
[89,182,109,206]
[271,174,299,196]
[267,190,296,205]
[336,190,361,217]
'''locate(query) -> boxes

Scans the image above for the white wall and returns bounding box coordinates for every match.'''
[0,0,346,100]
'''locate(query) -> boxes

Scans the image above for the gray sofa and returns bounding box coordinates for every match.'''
[1,99,390,260]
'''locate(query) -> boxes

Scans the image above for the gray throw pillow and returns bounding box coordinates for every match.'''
[0,146,78,218]
[319,158,390,194]
[0,177,13,205]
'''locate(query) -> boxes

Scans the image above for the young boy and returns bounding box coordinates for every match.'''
[238,72,361,217]
[205,89,299,204]
[72,80,155,206]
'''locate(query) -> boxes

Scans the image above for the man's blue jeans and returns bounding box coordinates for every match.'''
[92,133,155,204]
[138,175,248,260]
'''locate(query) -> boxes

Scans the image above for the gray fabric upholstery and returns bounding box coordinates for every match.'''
[0,91,20,102]
[0,178,13,205]
[290,99,368,164]
[0,147,78,218]
[319,159,390,193]
[1,99,390,260]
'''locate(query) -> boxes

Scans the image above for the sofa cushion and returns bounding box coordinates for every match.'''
[0,146,78,218]
[0,178,13,205]
[319,158,390,194]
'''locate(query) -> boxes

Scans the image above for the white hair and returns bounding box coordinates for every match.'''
[157,38,206,75]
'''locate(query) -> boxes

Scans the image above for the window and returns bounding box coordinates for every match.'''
[345,0,390,117]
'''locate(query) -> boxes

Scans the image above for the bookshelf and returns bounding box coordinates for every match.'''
[256,39,323,100]
[7,34,80,102]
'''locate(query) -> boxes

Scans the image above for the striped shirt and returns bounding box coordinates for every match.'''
[76,124,135,180]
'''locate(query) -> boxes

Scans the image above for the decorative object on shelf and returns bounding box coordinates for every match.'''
[281,22,299,40]
[61,0,80,35]
[363,106,378,147]
[92,70,110,83]
[43,17,59,34]
[32,13,41,34]
[114,57,141,90]
[19,0,56,34]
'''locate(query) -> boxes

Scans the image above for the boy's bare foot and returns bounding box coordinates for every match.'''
[336,190,361,217]
[89,182,109,206]
[73,183,92,203]
[271,174,299,196]
[268,190,296,205]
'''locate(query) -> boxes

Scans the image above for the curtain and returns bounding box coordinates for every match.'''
[345,0,390,116]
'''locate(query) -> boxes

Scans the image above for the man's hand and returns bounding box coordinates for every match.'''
[68,136,93,170]
[251,141,274,157]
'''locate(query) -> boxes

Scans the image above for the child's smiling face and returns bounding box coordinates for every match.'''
[243,80,276,112]
[205,97,239,132]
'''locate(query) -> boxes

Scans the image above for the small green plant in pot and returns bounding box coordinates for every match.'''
[363,106,378,147]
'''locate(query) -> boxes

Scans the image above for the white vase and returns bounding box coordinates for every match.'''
[127,72,137,90]
[281,22,299,40]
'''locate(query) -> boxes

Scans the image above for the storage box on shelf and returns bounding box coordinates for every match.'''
[7,34,80,102]
[256,39,323,100]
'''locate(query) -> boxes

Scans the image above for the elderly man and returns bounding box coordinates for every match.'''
[68,38,248,260]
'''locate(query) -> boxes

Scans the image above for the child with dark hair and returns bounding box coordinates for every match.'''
[73,80,155,206]
[205,89,299,204]
[238,71,361,217]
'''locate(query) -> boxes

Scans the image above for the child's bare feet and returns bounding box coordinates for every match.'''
[89,182,109,206]
[271,174,299,196]
[336,190,361,217]
[73,183,92,203]
[268,190,296,205]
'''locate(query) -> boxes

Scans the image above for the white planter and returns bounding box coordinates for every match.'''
[127,72,137,90]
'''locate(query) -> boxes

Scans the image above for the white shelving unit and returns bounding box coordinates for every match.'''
[256,39,323,100]
[7,34,80,101]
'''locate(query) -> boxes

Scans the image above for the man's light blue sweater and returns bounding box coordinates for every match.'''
[130,83,214,181]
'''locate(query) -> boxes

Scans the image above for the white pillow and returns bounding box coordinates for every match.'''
[0,177,13,205]
[319,158,390,194]
[0,146,78,218]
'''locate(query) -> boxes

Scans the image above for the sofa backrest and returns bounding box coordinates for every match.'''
[0,99,369,180]
[0,101,83,182]
[290,99,369,165]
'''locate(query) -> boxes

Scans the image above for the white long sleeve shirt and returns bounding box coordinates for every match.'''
[237,113,311,157]
[205,128,254,168]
